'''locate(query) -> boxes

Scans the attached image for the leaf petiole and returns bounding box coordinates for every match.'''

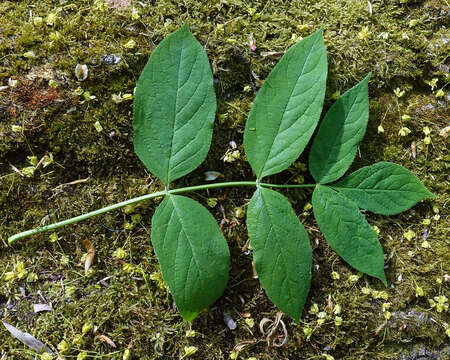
[8,181,316,244]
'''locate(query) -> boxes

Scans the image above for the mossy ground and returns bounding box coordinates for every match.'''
[0,0,449,359]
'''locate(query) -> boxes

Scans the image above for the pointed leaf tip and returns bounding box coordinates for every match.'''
[309,74,371,184]
[151,195,229,321]
[247,188,312,321]
[244,28,327,179]
[133,24,216,185]
[333,162,435,215]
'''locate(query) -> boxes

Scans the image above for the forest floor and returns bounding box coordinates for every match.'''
[0,1,449,359]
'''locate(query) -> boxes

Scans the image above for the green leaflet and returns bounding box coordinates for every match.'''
[133,24,216,185]
[309,74,371,184]
[332,162,435,215]
[247,187,312,321]
[151,194,229,321]
[244,28,327,180]
[312,185,386,285]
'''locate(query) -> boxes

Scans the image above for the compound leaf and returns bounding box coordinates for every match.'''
[312,185,386,285]
[151,194,229,321]
[134,24,216,185]
[309,73,371,184]
[332,162,435,215]
[247,187,312,321]
[244,28,327,180]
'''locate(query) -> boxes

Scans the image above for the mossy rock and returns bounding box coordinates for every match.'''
[1,1,448,359]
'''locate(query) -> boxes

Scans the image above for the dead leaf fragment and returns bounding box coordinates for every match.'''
[33,304,53,313]
[105,0,131,10]
[261,51,285,58]
[2,321,54,354]
[93,326,117,348]
[439,125,450,139]
[83,239,95,274]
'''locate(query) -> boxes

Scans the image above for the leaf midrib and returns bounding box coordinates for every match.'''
[169,195,206,303]
[166,37,186,185]
[314,93,359,182]
[258,34,320,179]
[259,190,297,303]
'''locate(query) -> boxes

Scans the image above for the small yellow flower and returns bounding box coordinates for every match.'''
[408,19,419,27]
[57,340,70,353]
[77,352,88,360]
[334,316,343,326]
[421,240,431,249]
[184,346,198,357]
[425,78,438,90]
[422,218,431,226]
[403,229,416,241]
[398,127,411,137]
[384,311,392,320]
[49,233,58,243]
[333,304,341,315]
[435,89,444,98]
[131,7,140,20]
[361,287,371,295]
[415,286,424,297]
[434,295,448,312]
[303,326,313,339]
[358,26,370,40]
[309,303,319,314]
[394,88,406,98]
[401,114,411,121]
[377,125,385,133]
[40,353,53,360]
[114,248,126,259]
[331,271,340,280]
[46,13,58,26]
[186,330,196,338]
[33,17,43,26]
[245,318,255,328]
[423,126,431,135]
[124,39,136,49]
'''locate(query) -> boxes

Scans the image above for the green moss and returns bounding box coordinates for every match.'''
[1,0,449,359]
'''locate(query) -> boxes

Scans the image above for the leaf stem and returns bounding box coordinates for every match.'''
[8,181,316,244]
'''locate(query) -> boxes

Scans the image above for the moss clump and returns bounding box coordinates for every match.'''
[1,0,449,359]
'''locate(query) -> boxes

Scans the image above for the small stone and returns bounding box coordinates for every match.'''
[223,313,237,330]
[100,54,121,65]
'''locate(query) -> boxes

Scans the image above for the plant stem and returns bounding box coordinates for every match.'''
[8,181,316,244]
